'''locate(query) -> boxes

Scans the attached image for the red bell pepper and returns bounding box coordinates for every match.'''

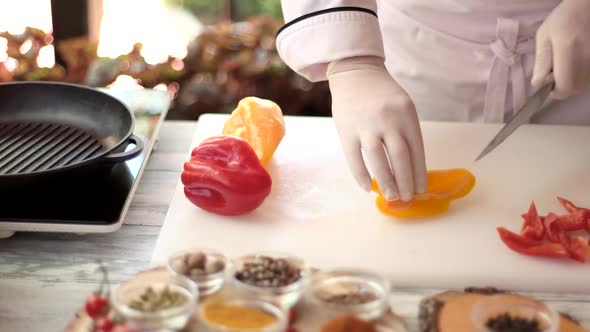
[556,210,588,231]
[544,211,588,242]
[499,197,590,263]
[555,197,590,231]
[520,201,544,240]
[543,213,561,243]
[181,136,272,216]
[497,227,569,259]
[557,232,590,263]
[557,196,590,213]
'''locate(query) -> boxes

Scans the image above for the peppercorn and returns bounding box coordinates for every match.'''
[235,256,301,288]
[486,313,541,332]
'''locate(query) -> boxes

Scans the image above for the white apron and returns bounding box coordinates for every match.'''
[379,0,590,125]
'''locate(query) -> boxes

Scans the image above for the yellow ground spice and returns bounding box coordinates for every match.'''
[203,304,277,329]
[320,315,377,332]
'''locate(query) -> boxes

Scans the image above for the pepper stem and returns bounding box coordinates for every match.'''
[95,260,110,296]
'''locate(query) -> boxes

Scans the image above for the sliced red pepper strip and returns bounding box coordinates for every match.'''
[557,196,590,213]
[543,213,561,243]
[557,232,590,263]
[554,197,590,231]
[498,227,541,246]
[497,227,569,259]
[557,197,579,213]
[520,201,544,240]
[555,210,589,232]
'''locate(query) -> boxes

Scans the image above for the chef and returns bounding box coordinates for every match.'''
[275,1,590,202]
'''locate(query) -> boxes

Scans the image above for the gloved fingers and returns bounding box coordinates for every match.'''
[402,120,427,194]
[384,134,414,202]
[552,38,580,99]
[341,137,373,193]
[532,28,553,90]
[362,135,398,201]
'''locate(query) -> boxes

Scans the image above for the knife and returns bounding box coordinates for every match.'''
[475,78,555,161]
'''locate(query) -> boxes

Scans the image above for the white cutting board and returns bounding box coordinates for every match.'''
[151,113,590,293]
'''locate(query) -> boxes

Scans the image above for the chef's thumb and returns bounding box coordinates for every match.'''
[531,29,553,90]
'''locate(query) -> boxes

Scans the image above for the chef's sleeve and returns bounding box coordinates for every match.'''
[276,1,385,82]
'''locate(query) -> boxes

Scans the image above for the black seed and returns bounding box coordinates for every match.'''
[486,313,541,332]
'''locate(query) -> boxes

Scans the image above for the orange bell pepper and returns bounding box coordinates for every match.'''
[372,168,476,218]
[222,96,286,165]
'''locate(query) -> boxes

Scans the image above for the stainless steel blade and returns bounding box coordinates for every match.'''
[475,81,554,161]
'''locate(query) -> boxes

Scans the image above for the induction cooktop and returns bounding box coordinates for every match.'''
[0,88,170,238]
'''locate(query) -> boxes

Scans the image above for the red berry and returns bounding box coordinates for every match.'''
[97,318,115,332]
[288,308,297,325]
[85,294,108,318]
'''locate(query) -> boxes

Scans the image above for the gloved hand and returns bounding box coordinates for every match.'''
[326,56,427,201]
[532,0,590,99]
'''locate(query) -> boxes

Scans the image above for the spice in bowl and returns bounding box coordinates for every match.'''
[485,313,541,332]
[320,315,377,332]
[198,294,287,332]
[203,303,278,329]
[235,255,301,288]
[471,294,559,332]
[231,252,309,308]
[315,281,378,305]
[309,269,389,321]
[171,251,225,277]
[110,270,198,331]
[128,285,188,312]
[167,248,227,296]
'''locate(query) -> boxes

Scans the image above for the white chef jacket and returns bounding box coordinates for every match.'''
[276,1,590,125]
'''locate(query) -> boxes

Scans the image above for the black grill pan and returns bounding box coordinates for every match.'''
[0,82,143,181]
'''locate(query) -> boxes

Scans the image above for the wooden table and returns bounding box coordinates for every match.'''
[0,120,588,332]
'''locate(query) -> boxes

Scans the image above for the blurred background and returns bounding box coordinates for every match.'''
[0,0,331,120]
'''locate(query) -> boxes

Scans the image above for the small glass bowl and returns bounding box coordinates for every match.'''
[110,272,198,331]
[166,248,228,297]
[471,294,560,332]
[306,268,390,321]
[197,293,288,332]
[229,251,310,309]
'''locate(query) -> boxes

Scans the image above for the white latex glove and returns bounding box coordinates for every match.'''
[327,56,427,201]
[532,0,590,99]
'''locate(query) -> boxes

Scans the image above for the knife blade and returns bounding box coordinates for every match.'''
[475,79,555,161]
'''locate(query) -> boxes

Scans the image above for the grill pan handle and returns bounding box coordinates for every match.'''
[102,134,144,163]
